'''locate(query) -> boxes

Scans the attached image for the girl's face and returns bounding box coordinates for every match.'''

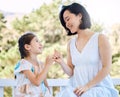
[63,10,82,33]
[26,36,43,55]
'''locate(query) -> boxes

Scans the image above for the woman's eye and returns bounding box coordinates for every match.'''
[67,18,69,21]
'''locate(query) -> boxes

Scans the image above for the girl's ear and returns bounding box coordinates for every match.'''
[24,44,31,51]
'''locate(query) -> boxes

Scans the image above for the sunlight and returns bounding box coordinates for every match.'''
[0,0,120,26]
[84,0,120,26]
[0,0,43,13]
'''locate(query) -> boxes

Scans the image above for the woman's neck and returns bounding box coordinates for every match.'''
[77,29,93,39]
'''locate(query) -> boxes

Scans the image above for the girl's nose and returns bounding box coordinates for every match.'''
[40,43,43,47]
[39,42,43,47]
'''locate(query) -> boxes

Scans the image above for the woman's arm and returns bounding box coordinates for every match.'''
[54,41,74,76]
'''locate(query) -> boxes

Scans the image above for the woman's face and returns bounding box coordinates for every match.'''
[63,10,81,33]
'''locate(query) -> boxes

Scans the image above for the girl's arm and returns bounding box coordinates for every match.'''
[44,79,51,93]
[22,56,53,86]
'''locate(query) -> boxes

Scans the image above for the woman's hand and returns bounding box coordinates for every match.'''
[74,85,89,96]
[53,50,64,65]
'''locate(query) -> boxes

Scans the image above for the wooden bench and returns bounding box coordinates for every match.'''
[0,78,120,97]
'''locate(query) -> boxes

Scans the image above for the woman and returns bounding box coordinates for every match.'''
[54,3,119,97]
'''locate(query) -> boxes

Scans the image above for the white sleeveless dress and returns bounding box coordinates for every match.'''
[56,33,119,97]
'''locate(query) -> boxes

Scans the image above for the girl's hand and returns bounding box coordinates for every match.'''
[73,85,89,96]
[45,55,54,66]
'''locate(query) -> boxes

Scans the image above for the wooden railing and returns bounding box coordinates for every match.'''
[0,78,120,97]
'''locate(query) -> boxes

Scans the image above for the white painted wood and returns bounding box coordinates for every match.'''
[112,78,120,85]
[0,87,4,97]
[0,78,120,97]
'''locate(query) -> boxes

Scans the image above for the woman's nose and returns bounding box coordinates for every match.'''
[66,22,70,28]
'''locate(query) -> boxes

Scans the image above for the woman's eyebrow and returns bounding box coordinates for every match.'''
[64,16,69,21]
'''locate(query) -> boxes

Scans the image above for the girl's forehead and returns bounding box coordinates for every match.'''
[32,36,41,41]
[32,36,38,40]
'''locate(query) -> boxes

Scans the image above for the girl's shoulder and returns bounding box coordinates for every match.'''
[20,59,29,64]
[20,59,33,67]
[14,59,32,74]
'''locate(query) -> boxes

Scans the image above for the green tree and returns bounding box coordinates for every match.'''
[91,20,104,32]
[0,12,6,31]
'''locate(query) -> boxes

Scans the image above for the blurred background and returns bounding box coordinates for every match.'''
[0,0,120,96]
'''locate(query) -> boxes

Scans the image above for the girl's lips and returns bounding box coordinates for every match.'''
[39,47,42,50]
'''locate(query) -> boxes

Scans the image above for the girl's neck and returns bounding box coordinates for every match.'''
[24,55,38,66]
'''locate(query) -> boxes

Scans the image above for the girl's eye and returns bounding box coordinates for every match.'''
[36,39,39,42]
[36,39,41,43]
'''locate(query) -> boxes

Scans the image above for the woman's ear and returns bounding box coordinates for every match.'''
[78,13,82,19]
[24,44,31,51]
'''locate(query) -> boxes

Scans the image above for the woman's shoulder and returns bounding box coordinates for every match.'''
[92,32,107,41]
[97,33,110,48]
[66,36,77,50]
[98,33,107,38]
[68,36,77,45]
[98,33,108,42]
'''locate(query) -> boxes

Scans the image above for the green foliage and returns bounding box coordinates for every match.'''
[4,87,12,97]
[115,85,120,95]
[91,20,104,32]
[12,16,32,32]
[0,12,6,31]
[0,29,19,53]
[112,52,120,63]
[111,53,120,78]
[0,45,19,78]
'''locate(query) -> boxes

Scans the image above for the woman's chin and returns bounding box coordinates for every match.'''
[70,29,76,33]
[71,31,76,34]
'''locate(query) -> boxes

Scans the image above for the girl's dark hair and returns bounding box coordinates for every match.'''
[18,32,36,59]
[59,3,91,35]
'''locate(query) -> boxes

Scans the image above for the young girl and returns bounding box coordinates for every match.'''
[14,32,53,97]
